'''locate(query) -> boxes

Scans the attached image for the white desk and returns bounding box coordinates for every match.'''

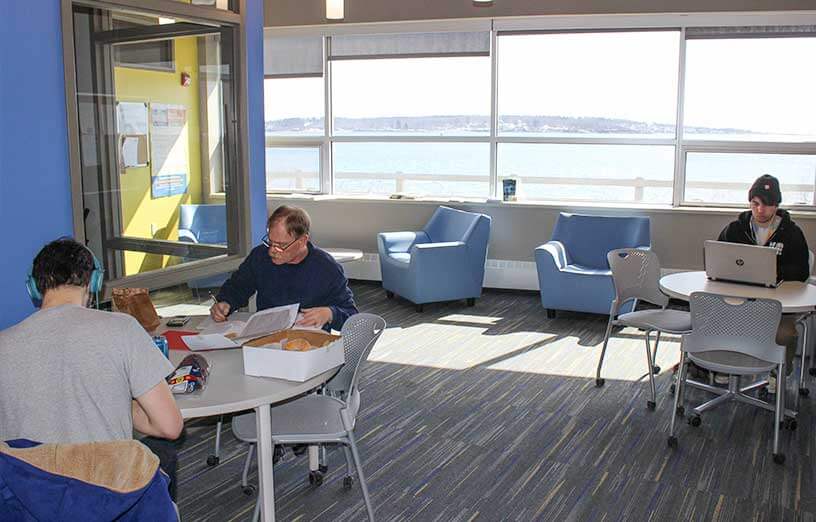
[325,247,364,264]
[660,270,816,405]
[660,271,816,314]
[170,344,336,522]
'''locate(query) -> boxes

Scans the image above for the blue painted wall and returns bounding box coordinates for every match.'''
[245,0,268,242]
[0,0,74,329]
[0,0,267,330]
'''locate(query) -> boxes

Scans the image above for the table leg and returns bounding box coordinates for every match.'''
[255,404,275,522]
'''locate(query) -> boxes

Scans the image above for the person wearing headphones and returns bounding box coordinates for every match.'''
[0,238,184,499]
[210,205,358,331]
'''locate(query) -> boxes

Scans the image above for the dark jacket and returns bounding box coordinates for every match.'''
[717,209,810,282]
[216,242,358,332]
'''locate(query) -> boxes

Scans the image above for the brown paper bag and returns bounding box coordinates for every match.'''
[112,288,161,331]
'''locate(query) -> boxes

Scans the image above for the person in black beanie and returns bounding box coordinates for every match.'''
[717,174,810,391]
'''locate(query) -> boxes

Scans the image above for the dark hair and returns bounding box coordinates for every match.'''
[32,238,94,294]
[267,205,311,237]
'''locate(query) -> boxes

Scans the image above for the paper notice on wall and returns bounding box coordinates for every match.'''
[116,101,149,135]
[150,103,189,197]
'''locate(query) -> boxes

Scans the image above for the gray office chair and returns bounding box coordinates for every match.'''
[793,250,815,402]
[232,313,385,522]
[596,249,692,409]
[668,292,793,464]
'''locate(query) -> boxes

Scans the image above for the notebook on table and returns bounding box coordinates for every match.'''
[704,240,780,288]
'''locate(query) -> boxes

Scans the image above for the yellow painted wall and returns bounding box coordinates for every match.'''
[115,36,202,275]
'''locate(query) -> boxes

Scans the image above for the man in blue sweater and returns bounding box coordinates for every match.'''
[210,205,357,331]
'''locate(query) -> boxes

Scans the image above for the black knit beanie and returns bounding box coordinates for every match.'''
[748,174,781,206]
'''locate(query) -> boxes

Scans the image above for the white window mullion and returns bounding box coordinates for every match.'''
[673,27,687,207]
[323,36,333,194]
[489,25,499,200]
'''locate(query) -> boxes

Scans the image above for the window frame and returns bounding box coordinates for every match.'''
[262,13,816,209]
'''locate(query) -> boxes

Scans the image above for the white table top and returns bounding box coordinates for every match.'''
[324,247,363,263]
[164,315,337,419]
[660,271,816,313]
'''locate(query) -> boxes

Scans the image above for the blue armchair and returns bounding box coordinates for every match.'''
[178,203,231,289]
[535,213,650,317]
[378,206,492,312]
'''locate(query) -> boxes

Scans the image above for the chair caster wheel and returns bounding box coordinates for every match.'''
[688,414,701,427]
[319,464,328,473]
[669,383,676,395]
[646,400,656,411]
[595,378,605,387]
[343,476,354,490]
[652,365,661,374]
[667,436,678,448]
[676,405,685,417]
[386,291,394,299]
[309,470,324,486]
[773,453,785,465]
[206,455,220,467]
[799,387,810,397]
[810,367,816,377]
[242,484,257,496]
[784,418,798,431]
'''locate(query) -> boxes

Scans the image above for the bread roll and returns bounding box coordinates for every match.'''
[284,338,311,351]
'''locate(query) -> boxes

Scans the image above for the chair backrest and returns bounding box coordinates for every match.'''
[424,206,488,244]
[325,313,386,397]
[683,292,784,365]
[179,204,227,244]
[607,248,668,309]
[551,213,650,269]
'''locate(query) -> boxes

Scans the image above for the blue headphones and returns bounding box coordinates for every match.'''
[25,243,104,305]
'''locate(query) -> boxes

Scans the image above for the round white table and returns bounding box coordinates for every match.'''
[660,271,816,313]
[325,247,363,264]
[170,349,337,522]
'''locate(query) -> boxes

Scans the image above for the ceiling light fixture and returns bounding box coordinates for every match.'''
[326,0,344,20]
[473,0,494,4]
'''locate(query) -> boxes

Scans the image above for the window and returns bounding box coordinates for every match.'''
[262,22,816,208]
[112,18,175,72]
[498,32,680,139]
[681,28,816,205]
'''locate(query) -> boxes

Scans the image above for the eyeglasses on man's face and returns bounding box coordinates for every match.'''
[261,232,301,252]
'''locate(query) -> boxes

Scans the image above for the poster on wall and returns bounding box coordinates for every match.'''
[116,101,149,169]
[150,103,189,198]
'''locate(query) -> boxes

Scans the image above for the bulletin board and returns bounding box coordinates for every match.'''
[115,101,149,169]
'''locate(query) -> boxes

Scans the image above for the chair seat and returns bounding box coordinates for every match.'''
[232,395,351,443]
[618,309,692,333]
[688,351,777,376]
[388,253,411,264]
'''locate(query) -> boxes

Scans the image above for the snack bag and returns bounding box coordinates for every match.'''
[166,354,210,394]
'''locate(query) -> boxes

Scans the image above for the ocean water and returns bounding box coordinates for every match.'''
[265,141,816,205]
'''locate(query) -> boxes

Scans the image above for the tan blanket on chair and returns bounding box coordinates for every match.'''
[0,440,159,493]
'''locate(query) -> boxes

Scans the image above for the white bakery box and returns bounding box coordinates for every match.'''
[242,329,345,382]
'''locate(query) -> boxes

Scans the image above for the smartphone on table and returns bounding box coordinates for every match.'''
[166,316,190,327]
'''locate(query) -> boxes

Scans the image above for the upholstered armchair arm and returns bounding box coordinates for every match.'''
[535,240,568,271]
[411,241,467,273]
[178,230,198,243]
[378,231,430,254]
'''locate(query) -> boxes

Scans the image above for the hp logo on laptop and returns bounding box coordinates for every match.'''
[735,258,745,266]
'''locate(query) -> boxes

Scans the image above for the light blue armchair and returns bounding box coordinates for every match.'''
[535,213,650,317]
[178,203,231,289]
[378,206,492,312]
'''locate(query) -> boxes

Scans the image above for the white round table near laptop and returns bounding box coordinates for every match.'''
[170,349,337,522]
[660,270,816,403]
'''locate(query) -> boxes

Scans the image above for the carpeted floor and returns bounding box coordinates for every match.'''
[161,281,816,521]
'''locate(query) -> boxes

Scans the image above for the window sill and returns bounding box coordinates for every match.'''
[259,192,816,219]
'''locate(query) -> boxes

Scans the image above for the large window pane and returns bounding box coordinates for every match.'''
[497,144,675,203]
[264,77,324,136]
[498,32,679,138]
[684,152,816,205]
[684,38,816,142]
[333,142,490,198]
[332,57,490,136]
[266,147,320,192]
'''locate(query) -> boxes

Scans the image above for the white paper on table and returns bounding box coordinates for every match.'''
[235,303,299,341]
[182,334,240,351]
[199,319,247,336]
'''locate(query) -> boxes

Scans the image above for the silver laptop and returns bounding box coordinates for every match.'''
[704,240,781,287]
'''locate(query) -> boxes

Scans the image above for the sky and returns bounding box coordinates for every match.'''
[263,32,816,138]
